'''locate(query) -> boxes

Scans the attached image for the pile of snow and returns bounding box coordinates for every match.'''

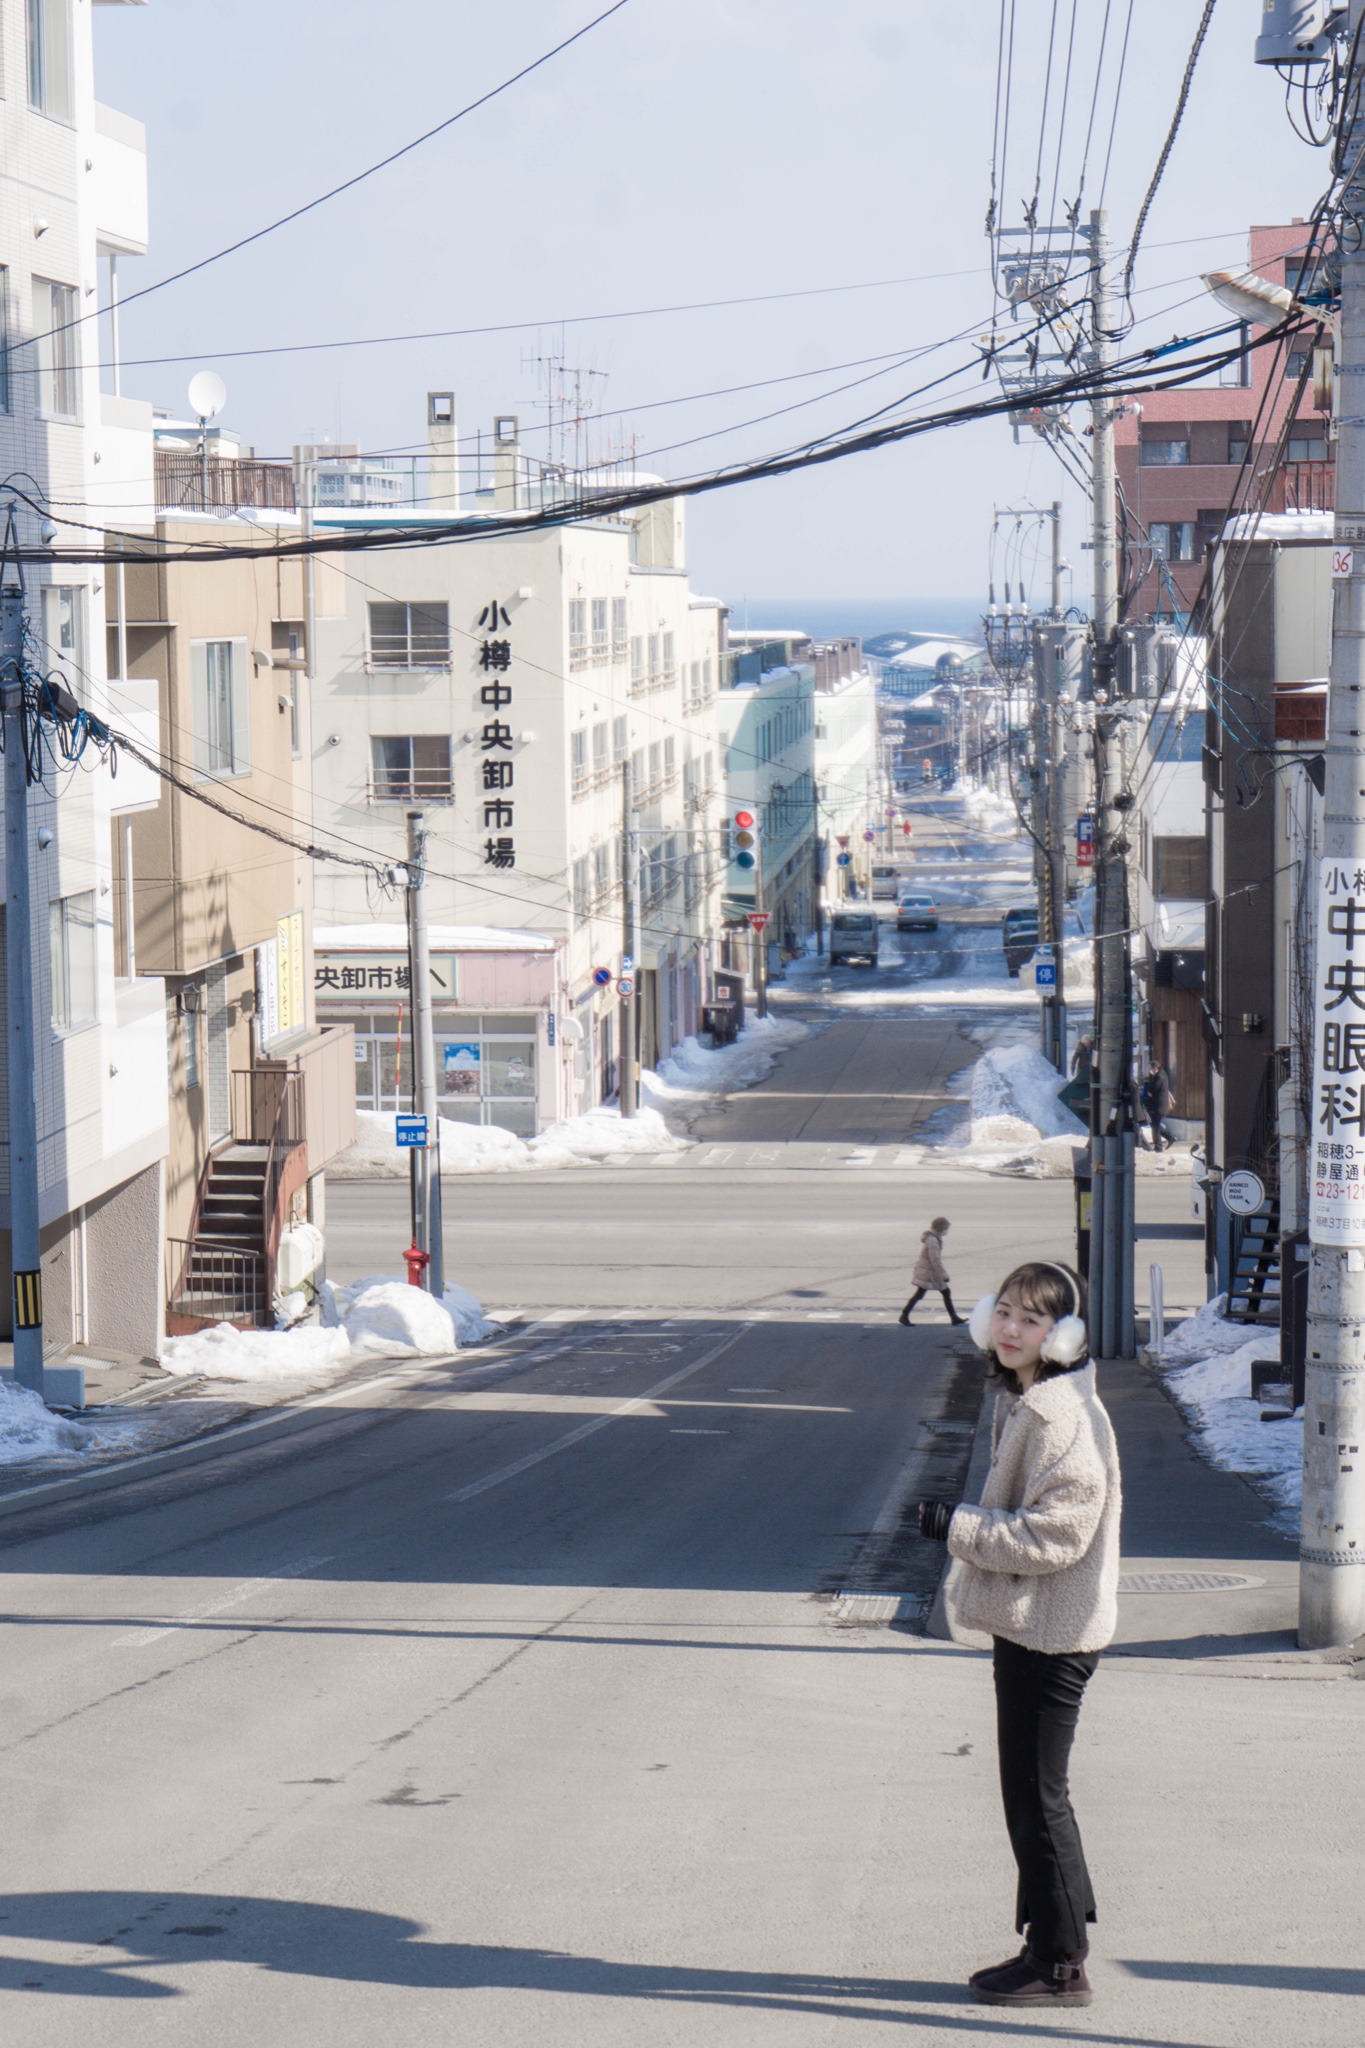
[644,1016,808,1116]
[533,1102,686,1160]
[960,783,1020,835]
[329,1112,578,1180]
[1156,1295,1300,1529]
[163,1274,500,1383]
[0,1378,96,1463]
[971,1043,1086,1139]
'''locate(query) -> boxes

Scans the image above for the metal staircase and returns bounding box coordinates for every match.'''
[1226,1050,1289,1325]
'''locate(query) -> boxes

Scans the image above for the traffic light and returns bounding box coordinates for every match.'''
[732,808,759,870]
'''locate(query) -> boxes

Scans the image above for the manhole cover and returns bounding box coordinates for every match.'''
[1117,1572,1264,1595]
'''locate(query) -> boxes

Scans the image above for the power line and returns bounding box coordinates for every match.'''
[27,0,635,357]
[1120,0,1221,321]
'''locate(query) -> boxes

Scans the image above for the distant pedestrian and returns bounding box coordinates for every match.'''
[916,1260,1121,2010]
[899,1217,965,1326]
[1140,1060,1174,1152]
[1070,1033,1094,1082]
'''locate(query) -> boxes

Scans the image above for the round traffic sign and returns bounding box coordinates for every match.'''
[837,852,852,867]
[618,975,634,998]
[592,966,612,987]
[1222,1169,1265,1216]
[862,830,875,842]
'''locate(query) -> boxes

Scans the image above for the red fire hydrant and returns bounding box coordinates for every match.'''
[403,1243,430,1288]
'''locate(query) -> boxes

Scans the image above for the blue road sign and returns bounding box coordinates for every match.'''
[396,1115,428,1148]
[1035,962,1057,987]
[837,852,852,867]
[592,966,612,987]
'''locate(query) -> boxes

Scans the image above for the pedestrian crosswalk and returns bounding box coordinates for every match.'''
[655,1141,934,1171]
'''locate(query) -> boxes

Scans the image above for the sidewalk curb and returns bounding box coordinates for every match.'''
[925,1358,994,1642]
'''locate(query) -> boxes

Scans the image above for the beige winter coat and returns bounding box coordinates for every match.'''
[946,1361,1121,1655]
[912,1231,949,1288]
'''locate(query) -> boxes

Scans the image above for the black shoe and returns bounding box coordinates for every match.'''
[970,1947,1092,2008]
[949,1315,966,1326]
[897,1311,912,1326]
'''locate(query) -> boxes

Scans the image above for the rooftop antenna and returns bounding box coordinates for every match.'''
[187,370,226,508]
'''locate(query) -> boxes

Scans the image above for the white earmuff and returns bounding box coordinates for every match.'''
[967,1294,997,1352]
[1039,1313,1089,1366]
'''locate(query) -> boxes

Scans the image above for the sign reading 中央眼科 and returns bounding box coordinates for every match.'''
[1310,857,1365,1244]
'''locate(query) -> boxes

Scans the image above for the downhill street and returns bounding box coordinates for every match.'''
[0,807,1356,2044]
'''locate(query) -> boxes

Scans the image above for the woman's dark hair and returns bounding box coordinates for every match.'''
[986,1260,1089,1394]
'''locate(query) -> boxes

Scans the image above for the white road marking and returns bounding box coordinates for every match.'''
[443,1328,748,1505]
[115,1553,334,1648]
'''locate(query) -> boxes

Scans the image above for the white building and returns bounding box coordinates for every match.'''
[719,658,816,947]
[0,0,168,1359]
[813,659,878,904]
[307,410,725,1122]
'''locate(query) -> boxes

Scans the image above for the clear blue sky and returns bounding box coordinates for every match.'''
[93,1,1316,612]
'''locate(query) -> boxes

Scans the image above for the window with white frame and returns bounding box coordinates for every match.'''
[662,631,675,680]
[27,0,73,121]
[612,597,628,660]
[370,734,453,801]
[572,856,590,919]
[591,598,608,662]
[1139,438,1189,466]
[647,633,660,682]
[663,735,676,784]
[569,599,587,669]
[367,601,450,668]
[191,638,250,778]
[34,279,78,419]
[50,889,96,1031]
[593,843,612,902]
[630,635,643,684]
[592,721,609,779]
[571,727,588,794]
[612,714,628,764]
[648,740,662,790]
[702,658,712,698]
[40,584,86,696]
[630,747,644,796]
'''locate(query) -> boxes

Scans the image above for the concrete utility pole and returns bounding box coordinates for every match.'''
[620,758,640,1116]
[754,823,769,1020]
[1086,208,1136,1362]
[406,810,444,1295]
[1302,0,1365,1647]
[1,534,44,1391]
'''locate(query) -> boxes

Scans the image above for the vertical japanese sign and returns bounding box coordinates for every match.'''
[256,939,280,1047]
[477,598,517,872]
[1310,858,1365,1244]
[276,910,306,1037]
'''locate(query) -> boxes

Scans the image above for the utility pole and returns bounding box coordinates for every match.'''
[1086,207,1136,1363]
[754,823,768,1019]
[1302,0,1365,1647]
[1,530,44,1392]
[620,757,640,1116]
[406,810,443,1295]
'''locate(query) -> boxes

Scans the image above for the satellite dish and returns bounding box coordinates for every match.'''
[187,370,226,422]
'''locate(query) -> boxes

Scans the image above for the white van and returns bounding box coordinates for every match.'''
[870,865,899,900]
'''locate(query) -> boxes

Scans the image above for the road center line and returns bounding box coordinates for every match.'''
[443,1327,749,1505]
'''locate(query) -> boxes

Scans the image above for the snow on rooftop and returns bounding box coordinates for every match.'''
[1221,511,1335,542]
[314,923,558,953]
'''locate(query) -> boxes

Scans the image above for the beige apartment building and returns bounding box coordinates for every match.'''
[116,506,354,1328]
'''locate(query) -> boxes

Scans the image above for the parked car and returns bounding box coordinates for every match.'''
[1002,905,1040,976]
[870,865,899,900]
[829,911,880,966]
[897,893,938,932]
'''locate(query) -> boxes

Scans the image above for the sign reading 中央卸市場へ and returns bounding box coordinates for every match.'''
[1310,856,1365,1245]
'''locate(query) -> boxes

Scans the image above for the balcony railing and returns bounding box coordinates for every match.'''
[156,452,296,513]
[369,772,454,803]
[1264,459,1334,515]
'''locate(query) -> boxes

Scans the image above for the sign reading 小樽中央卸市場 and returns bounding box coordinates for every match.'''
[1310,857,1365,1245]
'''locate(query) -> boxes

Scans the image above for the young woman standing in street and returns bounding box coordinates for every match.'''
[916,1260,1121,2009]
[899,1216,965,1326]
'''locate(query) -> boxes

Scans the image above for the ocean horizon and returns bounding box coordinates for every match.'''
[725,597,985,645]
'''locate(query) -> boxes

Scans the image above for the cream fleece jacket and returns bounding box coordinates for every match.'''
[945,1360,1121,1655]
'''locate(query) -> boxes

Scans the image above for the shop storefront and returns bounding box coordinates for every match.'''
[313,925,565,1137]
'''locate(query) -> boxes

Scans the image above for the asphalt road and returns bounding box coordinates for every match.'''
[2,804,1355,2042]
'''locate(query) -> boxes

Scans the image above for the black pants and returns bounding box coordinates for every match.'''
[901,1286,958,1318]
[992,1635,1099,1962]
